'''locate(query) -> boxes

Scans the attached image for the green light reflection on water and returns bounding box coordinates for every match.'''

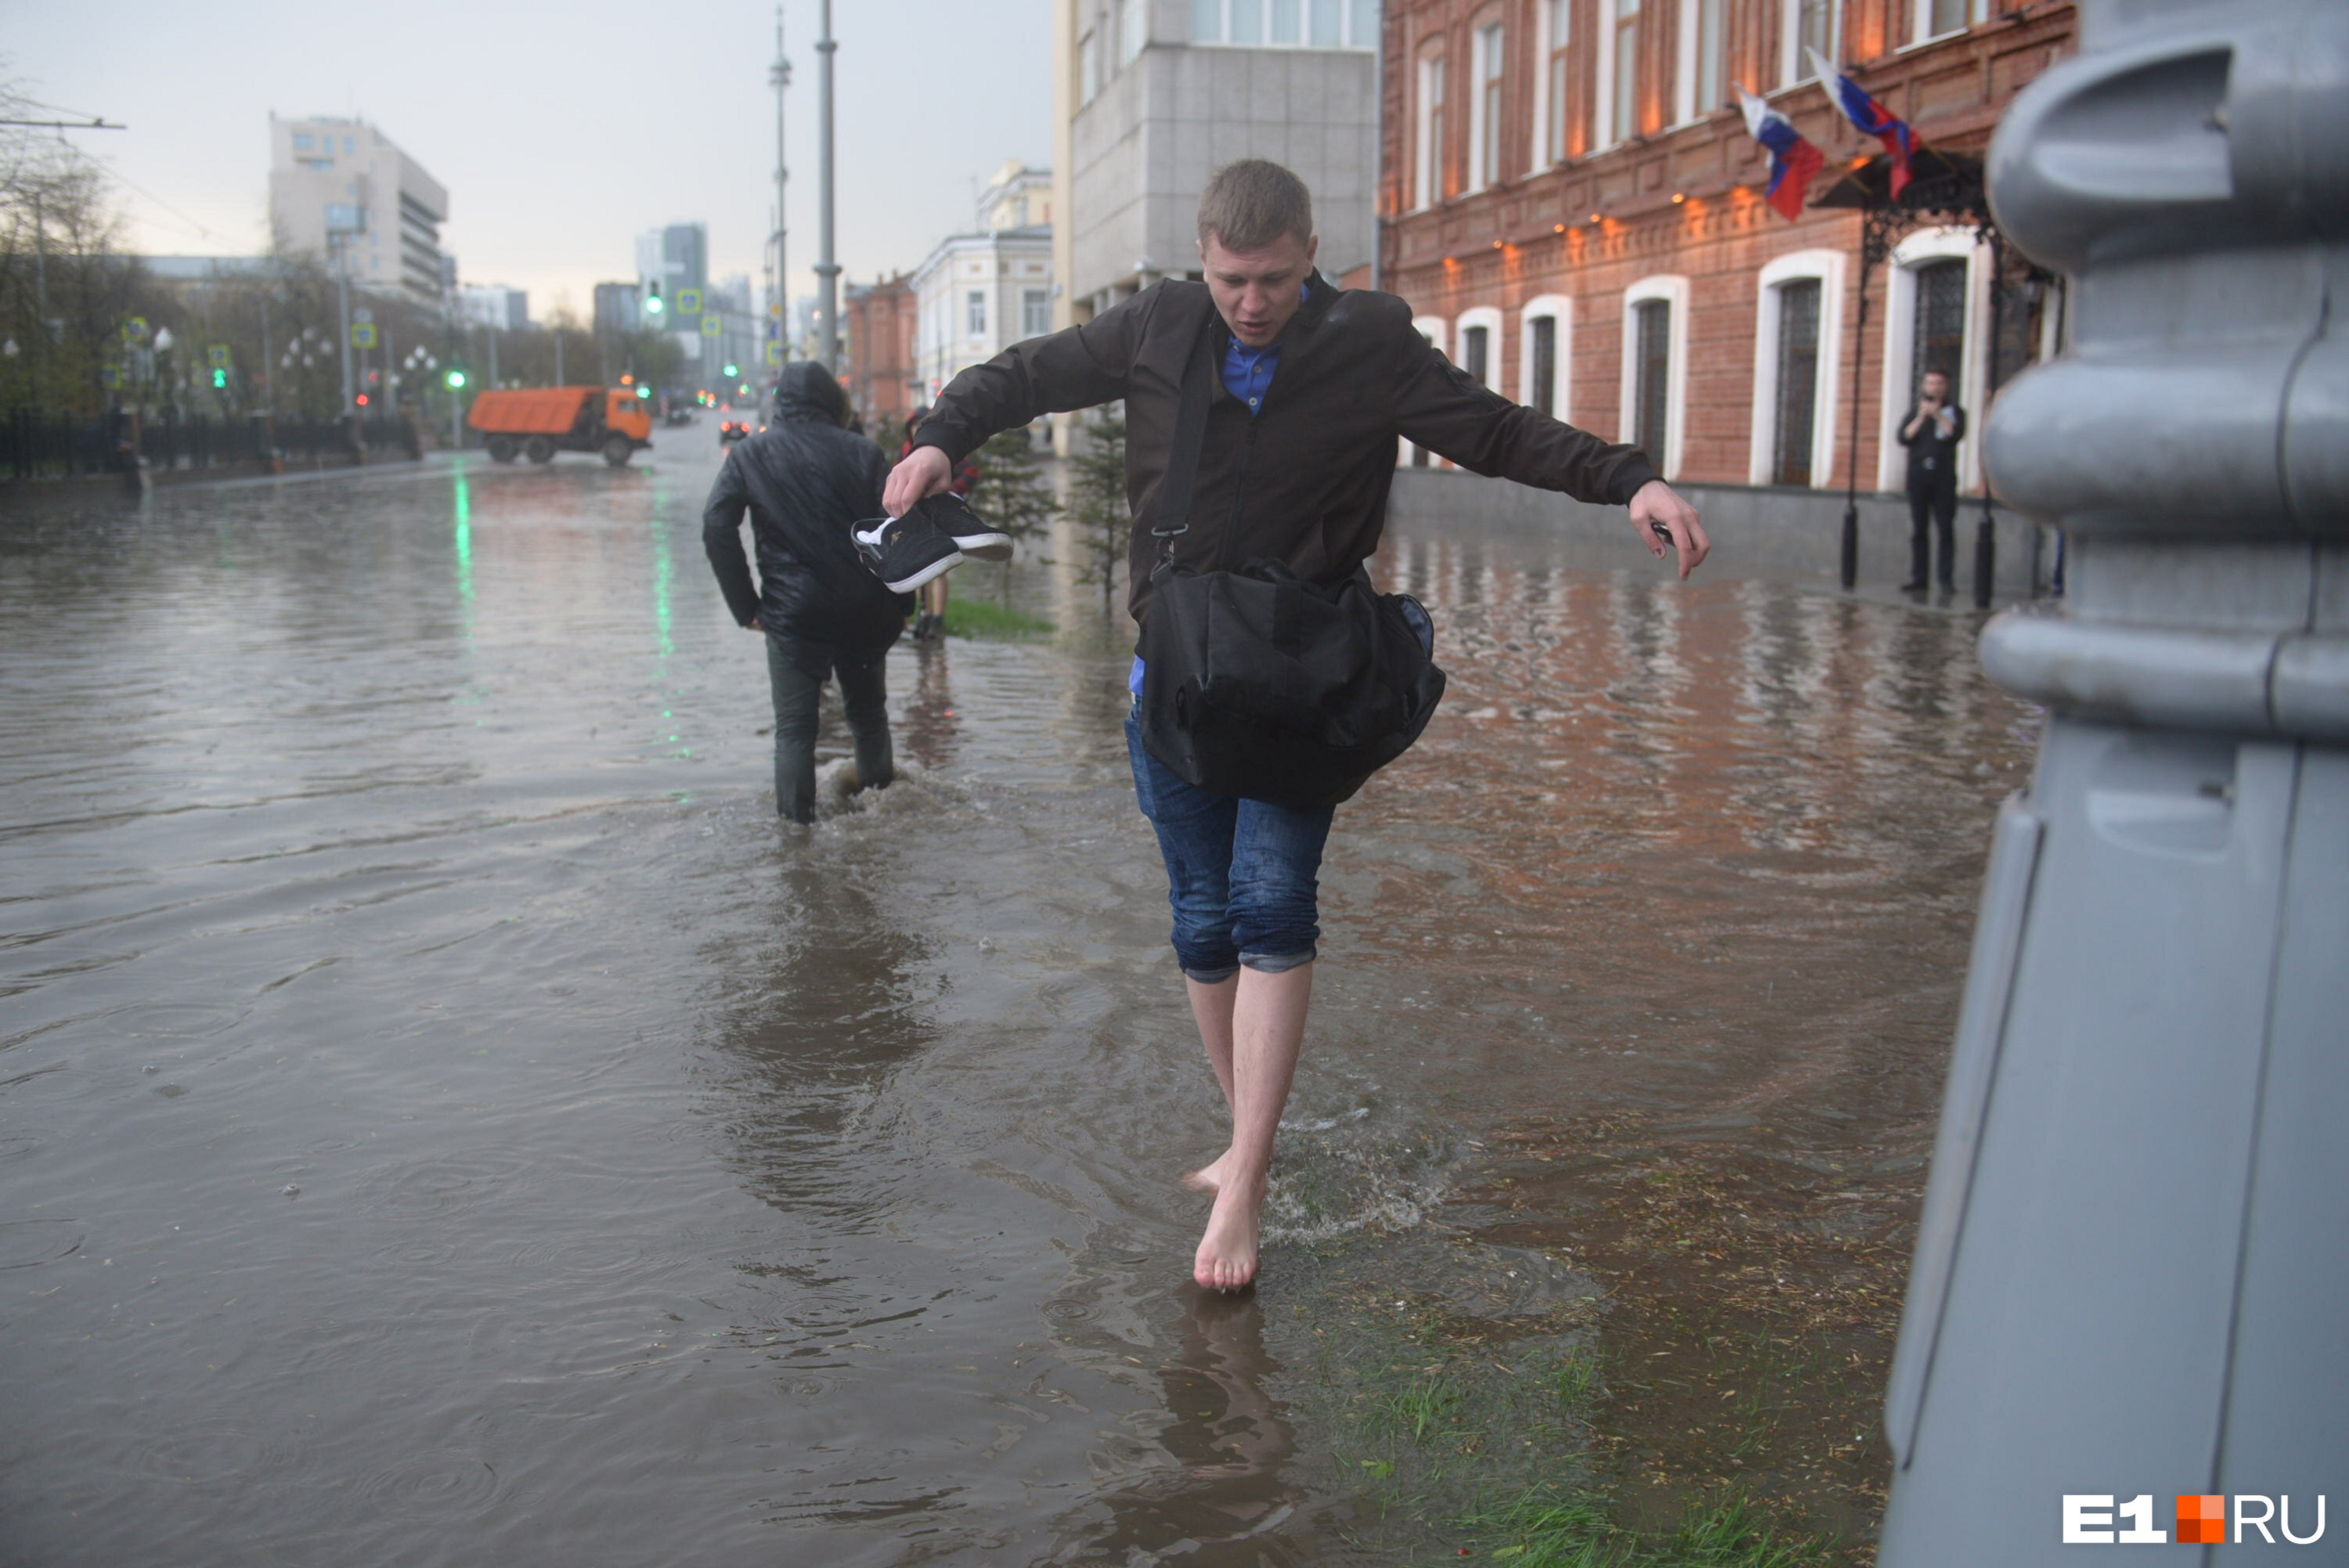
[453,470,474,607]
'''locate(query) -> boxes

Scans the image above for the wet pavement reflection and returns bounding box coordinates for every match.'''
[0,431,2037,1563]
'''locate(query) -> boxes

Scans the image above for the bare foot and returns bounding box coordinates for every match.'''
[1193,1173,1266,1292]
[1179,1148,1236,1195]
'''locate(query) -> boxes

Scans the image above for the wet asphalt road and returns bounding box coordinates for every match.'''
[0,425,2037,1564]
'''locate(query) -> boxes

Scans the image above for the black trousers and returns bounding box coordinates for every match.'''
[767,639,893,824]
[1908,481,1958,588]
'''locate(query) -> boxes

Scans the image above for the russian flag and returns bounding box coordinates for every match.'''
[1808,49,1920,199]
[1737,85,1825,221]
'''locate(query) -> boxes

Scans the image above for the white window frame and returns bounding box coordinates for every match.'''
[1672,0,1726,126]
[1414,52,1447,210]
[1189,0,1380,49]
[1519,294,1572,422]
[1619,274,1690,479]
[1782,0,1842,88]
[1594,0,1639,153]
[1747,249,1846,488]
[966,289,988,339]
[1531,0,1565,170]
[1455,305,1504,391]
[1908,0,1987,49]
[1402,316,1449,466]
[1468,21,1505,193]
[1875,226,1990,492]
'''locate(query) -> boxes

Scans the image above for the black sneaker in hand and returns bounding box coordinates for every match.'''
[918,492,1012,563]
[853,509,964,593]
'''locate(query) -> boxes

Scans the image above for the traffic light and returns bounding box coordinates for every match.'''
[645,281,664,317]
[446,369,467,389]
[723,362,738,378]
[636,385,651,399]
[211,367,228,389]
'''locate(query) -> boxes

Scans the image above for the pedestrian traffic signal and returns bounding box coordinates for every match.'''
[211,367,228,389]
[446,369,467,389]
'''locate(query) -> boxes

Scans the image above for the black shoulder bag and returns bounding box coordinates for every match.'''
[1136,319,1446,813]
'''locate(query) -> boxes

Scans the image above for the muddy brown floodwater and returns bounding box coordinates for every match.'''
[0,431,2039,1566]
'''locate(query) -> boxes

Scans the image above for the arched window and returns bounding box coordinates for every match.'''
[1620,276,1689,478]
[1455,305,1503,391]
[1748,250,1846,488]
[1877,229,1987,491]
[1520,294,1571,420]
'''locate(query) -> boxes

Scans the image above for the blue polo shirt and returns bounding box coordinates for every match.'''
[1131,284,1308,699]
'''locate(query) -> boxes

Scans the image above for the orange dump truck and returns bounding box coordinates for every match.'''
[468,387,653,467]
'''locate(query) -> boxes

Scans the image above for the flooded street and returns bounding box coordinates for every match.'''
[0,431,2039,1565]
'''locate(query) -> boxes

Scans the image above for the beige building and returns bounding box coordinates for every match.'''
[267,116,448,302]
[909,161,1058,406]
[1050,0,1382,326]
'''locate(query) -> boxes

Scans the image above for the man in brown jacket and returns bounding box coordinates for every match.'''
[886,160,1708,1292]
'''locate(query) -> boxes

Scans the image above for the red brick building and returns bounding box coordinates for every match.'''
[1379,0,2075,500]
[843,272,920,432]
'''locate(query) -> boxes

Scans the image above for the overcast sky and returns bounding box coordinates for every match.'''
[2,0,1054,317]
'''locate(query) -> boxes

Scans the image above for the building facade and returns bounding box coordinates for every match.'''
[267,116,449,303]
[845,273,921,429]
[1381,0,2074,496]
[911,227,1058,405]
[457,285,529,331]
[593,281,640,339]
[1052,0,1383,321]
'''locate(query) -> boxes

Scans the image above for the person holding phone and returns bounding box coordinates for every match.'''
[1898,369,1966,594]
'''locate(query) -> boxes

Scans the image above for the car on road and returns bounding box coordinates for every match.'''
[719,418,759,445]
[470,387,653,467]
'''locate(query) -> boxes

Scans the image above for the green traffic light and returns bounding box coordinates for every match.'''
[446,369,467,389]
[211,368,228,388]
[723,363,738,378]
[645,297,664,315]
[637,386,651,398]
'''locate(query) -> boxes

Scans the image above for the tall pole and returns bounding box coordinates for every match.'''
[771,9,792,367]
[815,0,839,372]
[335,235,355,425]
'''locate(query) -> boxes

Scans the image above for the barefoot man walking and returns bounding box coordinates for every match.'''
[885,161,1708,1290]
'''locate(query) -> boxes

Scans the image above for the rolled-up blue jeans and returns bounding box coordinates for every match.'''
[1124,706,1334,983]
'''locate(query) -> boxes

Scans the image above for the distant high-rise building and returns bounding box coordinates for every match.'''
[635,223,709,313]
[457,284,529,330]
[594,282,640,337]
[268,115,449,302]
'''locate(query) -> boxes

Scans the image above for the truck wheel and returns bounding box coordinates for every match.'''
[601,435,633,467]
[485,435,518,463]
[525,436,556,464]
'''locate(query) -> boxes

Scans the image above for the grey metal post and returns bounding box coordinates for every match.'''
[814,0,839,373]
[1878,2,2349,1560]
[772,8,791,367]
[334,236,354,418]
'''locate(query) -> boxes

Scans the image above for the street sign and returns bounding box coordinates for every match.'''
[121,316,148,344]
[351,323,378,348]
[766,342,781,366]
[352,306,373,325]
[207,344,230,367]
[700,314,721,338]
[677,288,702,315]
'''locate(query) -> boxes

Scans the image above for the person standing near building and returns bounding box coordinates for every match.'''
[885,160,1708,1292]
[1898,369,1966,594]
[705,362,910,824]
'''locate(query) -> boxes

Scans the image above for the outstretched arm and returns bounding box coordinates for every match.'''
[1392,331,1709,579]
[885,287,1158,514]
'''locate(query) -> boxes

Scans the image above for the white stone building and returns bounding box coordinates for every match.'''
[267,116,448,302]
[909,164,1056,405]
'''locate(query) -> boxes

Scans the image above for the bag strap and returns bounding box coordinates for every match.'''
[1149,309,1221,566]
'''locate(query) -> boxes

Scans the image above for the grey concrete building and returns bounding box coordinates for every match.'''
[267,115,449,303]
[1052,0,1381,326]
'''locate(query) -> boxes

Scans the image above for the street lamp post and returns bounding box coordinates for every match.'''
[814,0,839,373]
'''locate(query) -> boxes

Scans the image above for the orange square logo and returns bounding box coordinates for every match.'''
[2178,1494,2226,1545]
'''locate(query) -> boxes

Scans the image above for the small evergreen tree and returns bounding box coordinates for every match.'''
[1065,412,1129,616]
[964,425,1059,604]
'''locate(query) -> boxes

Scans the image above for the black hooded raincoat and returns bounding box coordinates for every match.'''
[702,362,911,677]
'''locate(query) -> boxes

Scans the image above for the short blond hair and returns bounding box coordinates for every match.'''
[1196,159,1314,252]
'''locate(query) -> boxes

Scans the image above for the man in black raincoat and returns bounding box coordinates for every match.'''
[703,362,911,823]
